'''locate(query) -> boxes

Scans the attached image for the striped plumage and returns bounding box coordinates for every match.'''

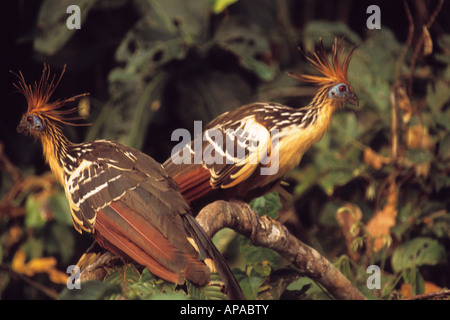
[14,64,245,299]
[164,38,358,206]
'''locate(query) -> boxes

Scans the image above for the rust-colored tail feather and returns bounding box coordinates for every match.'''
[168,164,214,204]
[94,201,210,287]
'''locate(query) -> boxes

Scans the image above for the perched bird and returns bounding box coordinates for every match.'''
[13,64,245,299]
[164,38,358,206]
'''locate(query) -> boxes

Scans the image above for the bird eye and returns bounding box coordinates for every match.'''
[339,85,347,92]
[26,115,34,124]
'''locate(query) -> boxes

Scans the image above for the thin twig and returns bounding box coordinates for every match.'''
[0,263,59,299]
[403,289,450,300]
[396,0,414,84]
[425,0,444,29]
[407,0,444,95]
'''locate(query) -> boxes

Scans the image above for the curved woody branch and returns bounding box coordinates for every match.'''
[196,200,366,300]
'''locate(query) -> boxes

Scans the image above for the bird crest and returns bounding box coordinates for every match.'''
[289,38,356,87]
[11,63,89,126]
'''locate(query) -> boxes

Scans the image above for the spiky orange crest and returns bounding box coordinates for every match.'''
[11,63,89,126]
[289,38,356,87]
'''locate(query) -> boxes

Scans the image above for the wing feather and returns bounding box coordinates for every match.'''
[64,140,213,287]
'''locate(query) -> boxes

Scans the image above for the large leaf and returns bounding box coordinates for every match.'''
[233,268,265,300]
[348,29,402,113]
[34,0,98,55]
[427,65,450,117]
[214,18,276,81]
[391,237,446,273]
[88,0,211,148]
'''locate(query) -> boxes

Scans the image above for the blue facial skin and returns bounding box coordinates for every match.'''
[328,83,349,99]
[328,83,359,106]
[17,114,44,134]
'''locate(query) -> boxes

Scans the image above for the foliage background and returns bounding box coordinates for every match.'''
[0,0,449,299]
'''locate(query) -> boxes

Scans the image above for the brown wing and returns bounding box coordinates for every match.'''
[65,140,245,298]
[164,103,284,203]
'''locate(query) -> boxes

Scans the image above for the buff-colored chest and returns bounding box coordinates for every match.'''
[265,105,334,182]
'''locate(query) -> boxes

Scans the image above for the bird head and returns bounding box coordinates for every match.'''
[289,38,358,108]
[13,63,88,140]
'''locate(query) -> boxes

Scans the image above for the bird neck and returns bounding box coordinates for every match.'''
[40,124,71,186]
[292,86,342,135]
[307,85,344,115]
[273,86,342,178]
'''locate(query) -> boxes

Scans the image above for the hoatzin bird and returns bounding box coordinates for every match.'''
[13,64,245,300]
[164,38,358,206]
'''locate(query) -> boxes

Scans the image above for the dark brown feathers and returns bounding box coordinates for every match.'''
[65,139,245,299]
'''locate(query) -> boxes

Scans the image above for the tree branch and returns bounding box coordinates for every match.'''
[196,200,367,300]
[403,289,450,301]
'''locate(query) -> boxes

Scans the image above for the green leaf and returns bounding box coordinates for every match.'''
[128,267,179,299]
[287,277,330,300]
[186,273,227,300]
[406,149,433,165]
[134,0,210,41]
[214,18,276,80]
[211,0,239,14]
[59,280,122,300]
[331,112,361,141]
[402,267,425,296]
[104,264,142,298]
[49,191,72,226]
[427,66,450,114]
[0,271,10,296]
[347,28,402,113]
[249,192,282,218]
[238,232,280,276]
[317,168,355,196]
[319,201,343,227]
[34,0,98,55]
[104,264,193,299]
[391,237,446,273]
[47,224,75,264]
[23,236,44,260]
[438,132,450,160]
[25,195,46,229]
[402,268,424,296]
[233,268,265,300]
[240,241,280,267]
[259,268,303,300]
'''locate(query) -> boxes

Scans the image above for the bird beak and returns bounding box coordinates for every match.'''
[346,92,359,106]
